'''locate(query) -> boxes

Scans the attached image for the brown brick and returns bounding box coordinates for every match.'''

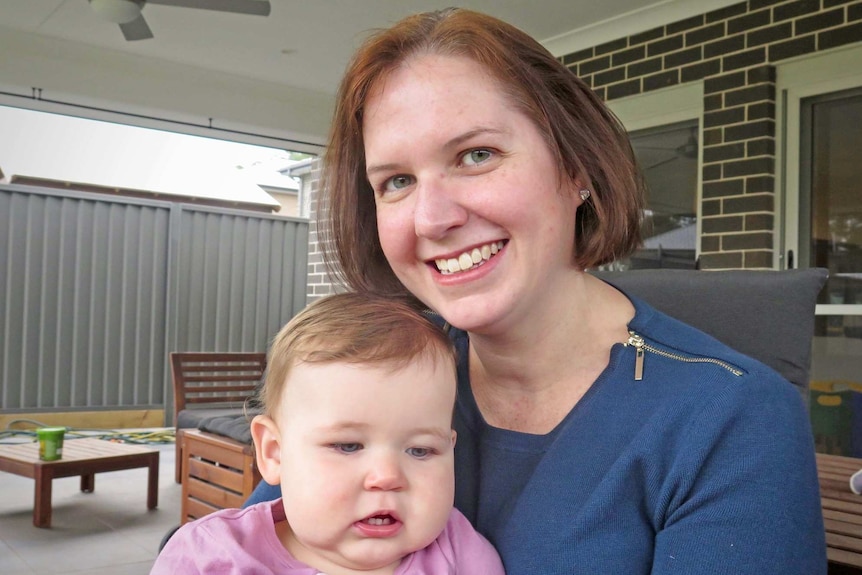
[722,231,773,250]
[774,0,821,22]
[820,22,862,50]
[703,142,746,163]
[723,157,774,178]
[747,138,775,156]
[703,128,723,146]
[703,215,744,233]
[825,0,856,6]
[630,27,665,45]
[607,79,641,100]
[686,22,726,45]
[613,45,646,67]
[747,23,793,47]
[643,69,679,92]
[768,36,816,62]
[851,3,862,21]
[699,252,744,269]
[593,86,607,101]
[747,65,776,84]
[628,57,663,78]
[723,47,767,71]
[706,3,748,23]
[704,93,723,112]
[796,9,845,35]
[727,10,771,35]
[682,58,722,82]
[594,68,626,87]
[749,0,788,8]
[725,84,776,107]
[704,71,746,93]
[704,34,746,58]
[647,35,684,57]
[743,251,774,268]
[563,47,594,65]
[596,38,628,56]
[704,107,746,128]
[580,55,611,75]
[745,213,774,230]
[703,179,745,198]
[703,199,722,217]
[725,193,774,213]
[748,101,776,121]
[724,119,774,142]
[668,14,705,34]
[701,235,721,251]
[703,164,723,181]
[665,46,703,68]
[745,176,775,193]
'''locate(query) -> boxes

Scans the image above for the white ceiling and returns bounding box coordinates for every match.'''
[0,0,740,147]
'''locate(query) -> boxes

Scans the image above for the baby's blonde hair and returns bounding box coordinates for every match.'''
[259,292,455,414]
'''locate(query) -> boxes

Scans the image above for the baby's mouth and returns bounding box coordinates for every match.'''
[363,514,395,526]
[434,241,505,275]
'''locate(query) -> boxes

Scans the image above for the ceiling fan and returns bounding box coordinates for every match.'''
[639,128,699,171]
[88,0,271,42]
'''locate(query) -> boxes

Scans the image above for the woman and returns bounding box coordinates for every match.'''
[251,8,826,573]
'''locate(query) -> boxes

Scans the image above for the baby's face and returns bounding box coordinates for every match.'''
[272,354,456,574]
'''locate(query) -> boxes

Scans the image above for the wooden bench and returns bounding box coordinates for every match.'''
[180,429,261,524]
[171,351,266,483]
[817,452,862,568]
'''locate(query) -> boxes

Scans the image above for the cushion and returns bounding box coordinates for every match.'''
[590,268,828,405]
[176,407,245,430]
[197,413,256,445]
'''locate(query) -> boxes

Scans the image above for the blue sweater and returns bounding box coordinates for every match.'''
[451,295,826,574]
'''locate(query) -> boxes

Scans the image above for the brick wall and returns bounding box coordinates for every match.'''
[305,157,343,303]
[562,0,862,269]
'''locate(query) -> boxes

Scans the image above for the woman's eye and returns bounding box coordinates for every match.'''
[406,446,434,459]
[461,149,493,166]
[332,443,362,454]
[382,174,414,193]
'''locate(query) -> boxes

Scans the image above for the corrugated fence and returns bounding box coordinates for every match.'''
[0,184,308,422]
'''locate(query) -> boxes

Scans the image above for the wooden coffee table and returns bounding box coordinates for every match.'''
[0,437,159,527]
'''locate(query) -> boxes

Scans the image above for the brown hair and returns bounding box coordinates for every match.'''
[259,292,455,414]
[320,8,645,303]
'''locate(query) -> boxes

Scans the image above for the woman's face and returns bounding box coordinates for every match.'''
[363,54,581,334]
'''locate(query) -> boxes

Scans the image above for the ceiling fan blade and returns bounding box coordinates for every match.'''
[147,0,271,16]
[119,14,154,40]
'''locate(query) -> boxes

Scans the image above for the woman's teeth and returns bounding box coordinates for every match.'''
[435,241,504,274]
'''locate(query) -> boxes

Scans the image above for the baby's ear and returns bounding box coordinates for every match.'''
[251,414,282,485]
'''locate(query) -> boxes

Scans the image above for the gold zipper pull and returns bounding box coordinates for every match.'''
[626,332,645,381]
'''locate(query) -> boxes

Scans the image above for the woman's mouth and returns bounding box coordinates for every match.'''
[434,241,505,274]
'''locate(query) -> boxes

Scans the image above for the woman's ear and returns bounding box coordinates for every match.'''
[251,414,283,485]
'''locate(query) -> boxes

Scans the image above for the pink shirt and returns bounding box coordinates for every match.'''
[152,499,505,574]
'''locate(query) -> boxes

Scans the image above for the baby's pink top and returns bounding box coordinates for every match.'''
[152,498,505,574]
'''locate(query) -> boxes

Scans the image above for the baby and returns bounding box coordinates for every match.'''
[153,292,504,574]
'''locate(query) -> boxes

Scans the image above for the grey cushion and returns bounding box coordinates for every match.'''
[176,407,245,430]
[197,413,256,445]
[590,268,828,404]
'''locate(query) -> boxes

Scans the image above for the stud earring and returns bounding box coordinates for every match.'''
[579,189,591,202]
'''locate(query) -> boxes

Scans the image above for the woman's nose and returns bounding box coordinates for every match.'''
[413,175,469,240]
[363,452,406,491]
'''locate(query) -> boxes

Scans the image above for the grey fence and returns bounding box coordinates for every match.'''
[0,184,308,423]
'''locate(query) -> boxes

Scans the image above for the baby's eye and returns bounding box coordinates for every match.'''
[331,443,362,454]
[381,174,415,193]
[406,446,434,459]
[461,149,493,166]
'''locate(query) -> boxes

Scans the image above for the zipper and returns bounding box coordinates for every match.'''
[624,331,744,381]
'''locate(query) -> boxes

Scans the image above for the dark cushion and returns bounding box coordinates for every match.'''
[590,268,828,405]
[176,407,245,430]
[197,413,256,445]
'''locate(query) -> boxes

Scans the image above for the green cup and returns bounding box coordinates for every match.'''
[36,427,66,461]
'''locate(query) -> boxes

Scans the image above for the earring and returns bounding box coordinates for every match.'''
[579,189,591,202]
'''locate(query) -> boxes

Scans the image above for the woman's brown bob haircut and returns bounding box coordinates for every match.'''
[321,8,644,304]
[260,292,456,414]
